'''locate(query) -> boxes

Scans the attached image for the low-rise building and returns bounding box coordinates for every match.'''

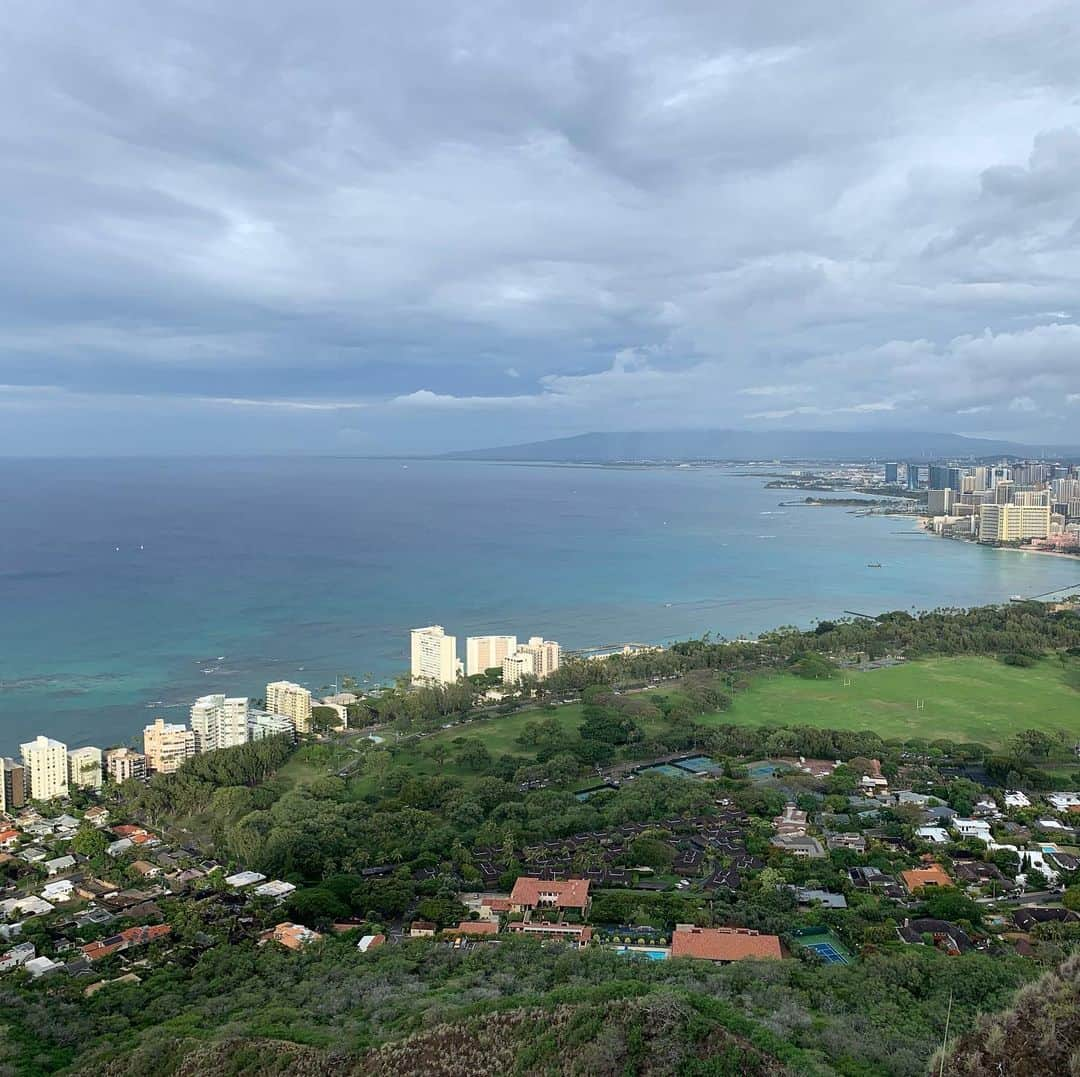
[670,925,782,962]
[770,834,825,858]
[504,921,593,948]
[900,864,953,894]
[260,922,322,951]
[508,877,591,919]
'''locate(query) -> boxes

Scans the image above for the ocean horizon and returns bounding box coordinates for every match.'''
[2,456,1077,755]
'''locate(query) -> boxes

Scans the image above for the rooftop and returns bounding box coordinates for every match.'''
[670,926,782,962]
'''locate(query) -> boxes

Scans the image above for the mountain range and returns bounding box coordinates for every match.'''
[445,429,1072,463]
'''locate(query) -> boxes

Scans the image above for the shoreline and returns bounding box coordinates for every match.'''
[918,517,1080,564]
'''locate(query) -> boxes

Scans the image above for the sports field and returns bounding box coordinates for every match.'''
[702,656,1080,747]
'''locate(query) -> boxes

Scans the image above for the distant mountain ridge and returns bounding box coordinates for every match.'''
[446,429,1065,462]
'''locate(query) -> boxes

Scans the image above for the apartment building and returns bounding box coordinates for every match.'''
[265,681,313,734]
[465,634,517,677]
[502,636,561,686]
[978,503,1051,544]
[2,758,26,812]
[67,746,103,791]
[20,736,69,801]
[190,694,250,752]
[103,747,147,783]
[248,711,297,742]
[143,719,196,774]
[410,626,459,686]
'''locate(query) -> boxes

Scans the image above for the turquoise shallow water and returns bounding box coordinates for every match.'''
[1,456,1077,754]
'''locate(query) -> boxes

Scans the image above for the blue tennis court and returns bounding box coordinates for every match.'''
[675,755,722,774]
[802,941,848,964]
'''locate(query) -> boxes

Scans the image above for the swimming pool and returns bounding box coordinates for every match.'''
[615,946,670,960]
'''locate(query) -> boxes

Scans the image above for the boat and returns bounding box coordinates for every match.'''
[867,562,882,568]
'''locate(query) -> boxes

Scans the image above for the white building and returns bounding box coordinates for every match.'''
[952,818,993,843]
[410,626,459,686]
[66,746,103,791]
[1003,790,1031,809]
[466,635,517,677]
[248,711,297,742]
[20,736,69,802]
[503,636,561,685]
[142,719,197,774]
[265,681,313,734]
[978,503,1051,544]
[190,694,250,752]
[915,826,950,844]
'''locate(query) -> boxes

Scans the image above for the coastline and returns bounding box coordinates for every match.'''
[918,517,1080,563]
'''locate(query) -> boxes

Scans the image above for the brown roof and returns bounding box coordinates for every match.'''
[670,926,782,962]
[901,865,953,892]
[449,920,498,936]
[509,876,591,909]
[481,897,512,911]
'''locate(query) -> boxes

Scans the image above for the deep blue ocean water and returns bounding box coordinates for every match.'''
[2,457,1078,754]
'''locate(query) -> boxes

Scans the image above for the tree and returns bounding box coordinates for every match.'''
[1062,887,1080,912]
[71,823,108,859]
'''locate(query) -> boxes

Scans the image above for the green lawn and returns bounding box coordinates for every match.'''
[701,656,1080,747]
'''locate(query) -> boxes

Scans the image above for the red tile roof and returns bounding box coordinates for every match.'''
[901,865,953,893]
[80,924,171,962]
[450,920,498,936]
[509,877,591,909]
[0,829,18,844]
[670,926,781,962]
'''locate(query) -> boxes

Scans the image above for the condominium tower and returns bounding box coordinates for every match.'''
[410,626,459,686]
[502,637,561,686]
[103,747,147,784]
[978,504,1051,544]
[20,735,69,801]
[265,681,312,734]
[143,719,197,774]
[2,758,26,812]
[67,746,103,791]
[190,694,250,752]
[466,635,517,677]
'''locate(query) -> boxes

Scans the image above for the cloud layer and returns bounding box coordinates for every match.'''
[3,1,1080,452]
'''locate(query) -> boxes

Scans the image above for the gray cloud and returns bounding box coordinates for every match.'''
[2,1,1080,453]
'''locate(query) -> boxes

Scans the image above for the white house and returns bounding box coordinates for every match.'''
[916,826,950,845]
[1046,792,1080,813]
[41,879,75,903]
[44,854,75,875]
[952,818,992,843]
[1003,791,1030,809]
[225,870,266,888]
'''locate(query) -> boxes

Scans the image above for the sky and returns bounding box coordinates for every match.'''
[3,0,1080,455]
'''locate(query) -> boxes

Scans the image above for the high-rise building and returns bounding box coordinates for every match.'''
[503,636,561,685]
[103,747,147,784]
[927,488,954,516]
[20,736,69,802]
[884,462,899,484]
[410,626,459,686]
[265,681,313,733]
[143,719,196,774]
[2,758,26,811]
[248,711,297,742]
[67,746,103,791]
[906,463,923,490]
[1012,488,1050,508]
[466,635,518,676]
[978,504,1051,544]
[993,480,1015,505]
[190,694,250,752]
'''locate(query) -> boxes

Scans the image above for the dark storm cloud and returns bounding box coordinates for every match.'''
[1,0,1079,453]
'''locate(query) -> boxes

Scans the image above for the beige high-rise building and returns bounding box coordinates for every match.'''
[191,694,250,752]
[67,746,103,791]
[502,637,561,686]
[466,635,517,676]
[978,504,1051,544]
[20,735,69,802]
[143,719,196,774]
[104,747,147,783]
[265,681,313,734]
[410,626,459,686]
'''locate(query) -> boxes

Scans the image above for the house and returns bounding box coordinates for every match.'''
[925,806,958,823]
[19,847,47,863]
[1013,907,1079,931]
[41,879,75,903]
[1046,792,1080,813]
[129,860,162,879]
[894,791,933,807]
[43,854,76,876]
[356,933,386,953]
[0,829,19,850]
[83,806,110,827]
[670,925,782,962]
[447,920,498,937]
[80,923,171,962]
[859,760,889,796]
[952,860,1005,886]
[410,921,437,938]
[901,864,953,894]
[24,956,62,978]
[916,826,950,845]
[826,833,866,853]
[477,896,513,920]
[0,896,54,919]
[106,838,133,858]
[260,922,322,951]
[972,797,1000,818]
[773,804,809,836]
[111,824,153,841]
[0,942,36,972]
[224,870,266,888]
[254,880,296,900]
[770,834,825,858]
[508,877,591,919]
[76,879,119,900]
[504,921,593,948]
[1003,791,1030,809]
[789,887,847,909]
[898,917,973,954]
[952,818,992,843]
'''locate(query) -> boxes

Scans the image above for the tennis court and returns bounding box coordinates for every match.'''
[801,940,849,964]
[790,929,854,965]
[675,755,722,774]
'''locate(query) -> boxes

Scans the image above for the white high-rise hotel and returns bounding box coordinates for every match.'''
[265,681,313,734]
[502,637,561,686]
[410,626,460,685]
[191,694,250,752]
[20,735,69,801]
[465,635,518,677]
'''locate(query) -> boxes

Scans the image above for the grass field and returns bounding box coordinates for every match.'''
[703,656,1080,747]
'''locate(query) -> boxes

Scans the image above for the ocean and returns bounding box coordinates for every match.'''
[2,456,1077,754]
